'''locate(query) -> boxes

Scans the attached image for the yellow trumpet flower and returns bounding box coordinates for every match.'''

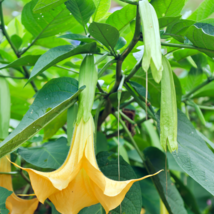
[0,155,39,214]
[12,114,161,214]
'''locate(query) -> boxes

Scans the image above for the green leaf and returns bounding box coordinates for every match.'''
[0,187,12,214]
[158,110,214,196]
[0,78,10,140]
[0,55,40,70]
[129,81,150,99]
[158,16,181,29]
[10,35,22,50]
[151,0,185,18]
[51,203,61,214]
[97,151,142,214]
[143,147,188,214]
[0,77,84,158]
[18,137,69,169]
[173,49,199,61]
[22,0,74,39]
[65,0,96,27]
[28,43,97,82]
[35,36,70,48]
[192,81,214,98]
[188,0,214,21]
[115,37,127,50]
[88,22,119,51]
[134,167,160,214]
[96,132,108,155]
[186,23,214,57]
[59,33,96,43]
[106,5,136,32]
[44,110,67,140]
[33,0,67,13]
[93,0,111,21]
[79,204,102,214]
[165,19,195,43]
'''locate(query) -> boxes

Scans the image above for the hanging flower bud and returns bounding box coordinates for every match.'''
[139,0,163,83]
[76,54,98,124]
[160,55,178,152]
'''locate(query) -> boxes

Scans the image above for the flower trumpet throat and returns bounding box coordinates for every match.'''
[12,115,162,214]
[0,155,39,214]
[139,0,163,83]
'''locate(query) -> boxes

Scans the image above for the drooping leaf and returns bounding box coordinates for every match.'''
[33,0,67,13]
[93,0,111,21]
[157,110,214,196]
[28,43,97,82]
[0,55,40,70]
[143,147,188,214]
[22,0,74,39]
[0,77,84,158]
[186,23,214,57]
[65,0,96,27]
[129,81,150,99]
[97,152,142,214]
[188,0,214,21]
[151,0,185,18]
[88,22,119,51]
[18,137,69,169]
[106,4,136,32]
[0,187,12,214]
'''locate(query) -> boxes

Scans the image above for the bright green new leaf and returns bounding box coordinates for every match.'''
[106,4,136,32]
[93,0,111,21]
[22,0,74,38]
[0,77,85,158]
[28,42,97,82]
[0,78,10,140]
[89,22,119,51]
[65,0,96,27]
[160,55,178,152]
[18,137,69,169]
[33,0,67,13]
[151,0,185,18]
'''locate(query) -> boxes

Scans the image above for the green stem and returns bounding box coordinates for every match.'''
[182,76,214,101]
[113,112,145,161]
[119,0,138,5]
[125,59,142,81]
[0,171,18,175]
[0,75,27,79]
[98,59,116,78]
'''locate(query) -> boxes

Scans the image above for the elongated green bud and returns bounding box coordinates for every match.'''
[139,0,163,83]
[160,56,178,152]
[76,54,98,124]
[0,78,10,140]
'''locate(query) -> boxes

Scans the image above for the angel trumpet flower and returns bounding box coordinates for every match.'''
[10,55,162,213]
[12,115,161,214]
[0,155,39,214]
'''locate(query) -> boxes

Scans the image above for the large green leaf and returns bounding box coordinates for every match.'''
[88,22,119,51]
[0,77,84,158]
[28,43,97,82]
[143,147,187,214]
[65,0,96,27]
[0,55,40,70]
[106,5,136,32]
[0,187,12,214]
[186,23,214,57]
[93,0,111,21]
[18,137,69,169]
[192,81,214,98]
[59,33,96,43]
[188,0,214,21]
[158,16,181,29]
[97,152,142,214]
[33,0,67,13]
[157,110,214,196]
[165,20,195,42]
[22,0,74,39]
[151,0,185,18]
